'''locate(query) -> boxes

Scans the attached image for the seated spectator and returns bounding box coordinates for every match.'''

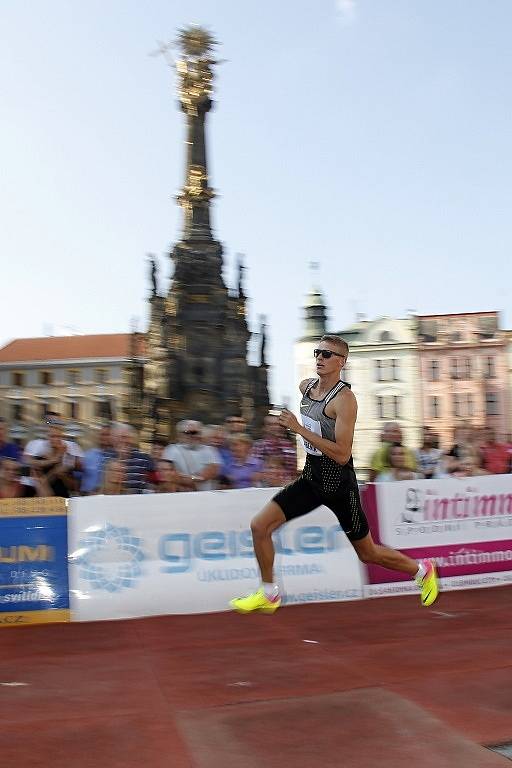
[0,418,21,462]
[259,455,288,488]
[0,458,53,498]
[225,414,247,435]
[81,425,116,494]
[253,414,298,484]
[415,429,443,479]
[204,424,232,472]
[377,445,423,482]
[113,424,153,494]
[480,428,510,475]
[369,422,417,481]
[24,418,83,498]
[450,456,488,478]
[163,420,220,491]
[225,434,264,489]
[100,459,125,495]
[155,459,179,493]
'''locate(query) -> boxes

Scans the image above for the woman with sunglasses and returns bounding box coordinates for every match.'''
[230,334,438,614]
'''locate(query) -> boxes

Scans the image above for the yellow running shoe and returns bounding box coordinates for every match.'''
[229,588,281,614]
[417,559,439,607]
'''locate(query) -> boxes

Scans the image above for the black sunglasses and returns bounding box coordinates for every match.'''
[313,348,344,360]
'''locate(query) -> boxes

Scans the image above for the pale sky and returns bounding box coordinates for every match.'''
[1,0,511,404]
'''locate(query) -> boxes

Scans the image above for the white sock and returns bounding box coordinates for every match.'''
[414,562,426,582]
[262,581,279,599]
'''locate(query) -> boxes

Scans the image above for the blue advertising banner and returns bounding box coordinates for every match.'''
[0,497,70,626]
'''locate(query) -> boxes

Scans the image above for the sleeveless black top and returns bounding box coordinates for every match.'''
[300,378,358,494]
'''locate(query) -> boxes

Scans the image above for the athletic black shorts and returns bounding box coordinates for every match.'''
[272,476,369,542]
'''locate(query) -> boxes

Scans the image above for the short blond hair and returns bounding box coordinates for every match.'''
[320,334,349,358]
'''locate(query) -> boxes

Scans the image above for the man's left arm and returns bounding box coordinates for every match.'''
[279,390,357,466]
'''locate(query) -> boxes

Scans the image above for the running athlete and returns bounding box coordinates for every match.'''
[230,334,438,614]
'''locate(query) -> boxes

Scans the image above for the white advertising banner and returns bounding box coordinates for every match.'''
[68,488,364,622]
[377,474,512,549]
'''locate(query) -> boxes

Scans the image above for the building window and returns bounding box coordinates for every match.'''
[429,360,439,381]
[430,396,440,419]
[40,371,52,386]
[96,369,108,384]
[486,393,499,416]
[69,401,80,420]
[450,358,460,380]
[484,357,496,379]
[466,393,474,417]
[393,396,401,419]
[68,370,80,385]
[96,400,113,420]
[12,403,23,422]
[375,360,383,382]
[453,393,462,418]
[464,358,471,379]
[380,331,393,343]
[12,372,25,387]
[391,359,400,381]
[377,396,384,420]
[40,402,49,419]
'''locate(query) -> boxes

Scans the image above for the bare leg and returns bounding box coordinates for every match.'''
[351,532,418,577]
[250,501,287,583]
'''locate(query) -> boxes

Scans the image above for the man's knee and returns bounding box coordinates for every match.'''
[251,502,285,538]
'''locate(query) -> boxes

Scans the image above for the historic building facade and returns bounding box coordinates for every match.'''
[126,27,269,441]
[418,312,509,446]
[0,334,142,444]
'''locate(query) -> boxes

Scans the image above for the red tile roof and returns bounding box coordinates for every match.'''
[0,334,145,364]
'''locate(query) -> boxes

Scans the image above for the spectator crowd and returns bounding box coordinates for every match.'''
[369,422,512,482]
[1,414,511,501]
[0,413,298,499]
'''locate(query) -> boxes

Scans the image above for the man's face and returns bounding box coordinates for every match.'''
[99,427,112,450]
[48,425,64,449]
[181,421,202,446]
[388,424,402,443]
[314,341,346,377]
[226,417,246,434]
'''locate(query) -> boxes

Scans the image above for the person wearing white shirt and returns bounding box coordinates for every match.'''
[163,420,220,491]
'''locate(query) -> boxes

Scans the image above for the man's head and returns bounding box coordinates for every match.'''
[383,422,402,444]
[48,420,65,450]
[204,425,225,448]
[177,420,203,446]
[314,335,348,378]
[225,414,247,434]
[113,423,138,451]
[98,425,113,450]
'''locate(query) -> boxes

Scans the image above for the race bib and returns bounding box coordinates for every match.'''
[301,415,322,456]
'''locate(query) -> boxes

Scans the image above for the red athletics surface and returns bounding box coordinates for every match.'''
[1,586,512,767]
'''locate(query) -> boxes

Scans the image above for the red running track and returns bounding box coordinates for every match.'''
[1,586,512,767]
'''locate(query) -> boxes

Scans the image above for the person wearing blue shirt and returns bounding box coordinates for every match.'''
[81,425,116,494]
